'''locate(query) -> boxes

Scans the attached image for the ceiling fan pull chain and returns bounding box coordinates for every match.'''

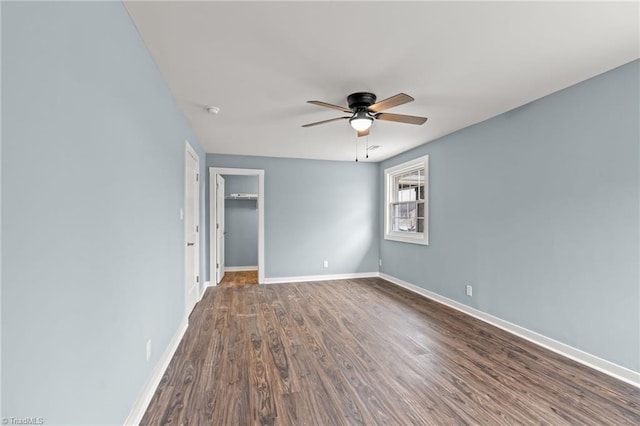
[366,135,369,159]
[355,134,359,162]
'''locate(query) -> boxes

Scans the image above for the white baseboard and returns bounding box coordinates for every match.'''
[124,317,188,425]
[263,272,379,284]
[224,266,258,272]
[200,281,210,299]
[379,273,640,388]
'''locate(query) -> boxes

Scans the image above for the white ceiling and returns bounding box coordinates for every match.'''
[125,1,639,162]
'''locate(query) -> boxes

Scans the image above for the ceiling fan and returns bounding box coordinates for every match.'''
[302,92,428,137]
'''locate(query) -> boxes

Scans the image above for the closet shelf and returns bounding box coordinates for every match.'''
[226,194,257,200]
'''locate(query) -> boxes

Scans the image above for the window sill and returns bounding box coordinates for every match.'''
[384,232,429,245]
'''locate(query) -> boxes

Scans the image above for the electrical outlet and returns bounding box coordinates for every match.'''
[146,339,152,361]
[379,258,383,267]
[466,285,473,297]
[323,260,329,268]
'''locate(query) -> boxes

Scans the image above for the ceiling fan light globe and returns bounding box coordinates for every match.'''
[350,117,373,131]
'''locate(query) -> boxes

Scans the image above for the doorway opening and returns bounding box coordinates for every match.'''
[209,167,265,285]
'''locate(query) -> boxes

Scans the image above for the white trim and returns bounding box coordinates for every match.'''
[200,281,210,300]
[384,154,429,245]
[213,174,226,284]
[124,317,188,425]
[378,273,640,388]
[225,266,258,272]
[184,141,200,316]
[210,167,265,284]
[263,272,379,284]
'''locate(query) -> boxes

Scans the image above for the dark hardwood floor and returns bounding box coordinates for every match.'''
[141,278,640,425]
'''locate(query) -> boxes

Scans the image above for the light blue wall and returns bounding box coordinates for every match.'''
[2,2,206,424]
[379,60,640,372]
[207,155,379,280]
[223,175,258,267]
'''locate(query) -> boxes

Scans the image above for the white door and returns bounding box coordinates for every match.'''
[185,144,200,315]
[215,175,226,284]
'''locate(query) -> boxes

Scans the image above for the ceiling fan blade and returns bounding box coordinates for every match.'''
[307,100,352,113]
[375,113,428,125]
[357,128,370,137]
[368,93,414,113]
[301,116,350,127]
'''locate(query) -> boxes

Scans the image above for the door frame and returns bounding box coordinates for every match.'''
[214,174,225,284]
[184,141,200,316]
[209,167,265,284]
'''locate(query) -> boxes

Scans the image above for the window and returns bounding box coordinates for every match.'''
[384,155,429,245]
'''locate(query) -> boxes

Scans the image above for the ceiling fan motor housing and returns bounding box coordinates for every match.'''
[347,92,377,111]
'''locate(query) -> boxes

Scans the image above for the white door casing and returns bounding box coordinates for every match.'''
[215,175,225,284]
[209,167,265,285]
[184,142,200,316]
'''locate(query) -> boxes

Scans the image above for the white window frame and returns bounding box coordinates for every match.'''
[384,155,429,245]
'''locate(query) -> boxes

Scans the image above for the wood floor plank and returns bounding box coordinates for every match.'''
[141,278,640,425]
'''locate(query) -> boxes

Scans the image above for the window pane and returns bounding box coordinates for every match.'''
[417,219,424,233]
[396,171,421,202]
[391,201,422,233]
